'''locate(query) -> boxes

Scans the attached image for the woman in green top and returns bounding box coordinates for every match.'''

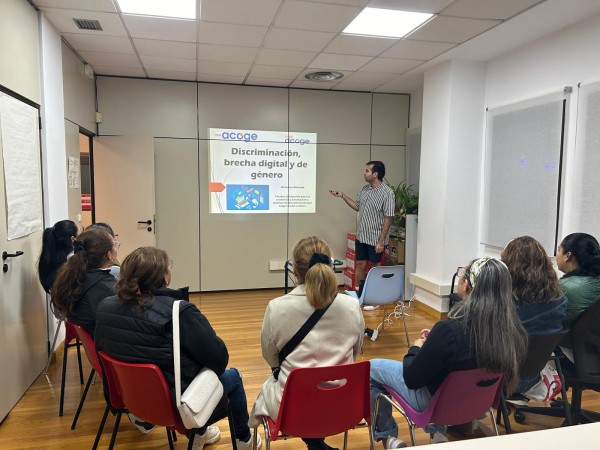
[557,233,600,330]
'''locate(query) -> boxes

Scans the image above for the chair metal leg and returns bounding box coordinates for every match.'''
[399,301,410,347]
[167,428,174,450]
[187,432,195,450]
[497,390,512,434]
[489,407,500,436]
[59,336,69,416]
[375,393,416,446]
[75,339,84,385]
[93,404,110,450]
[108,411,122,450]
[228,405,238,450]
[172,429,177,442]
[45,319,63,375]
[71,368,95,430]
[343,430,348,450]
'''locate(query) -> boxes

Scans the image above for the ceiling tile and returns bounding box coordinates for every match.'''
[197,61,252,77]
[309,53,372,71]
[40,8,127,36]
[343,71,397,84]
[198,22,269,47]
[197,74,246,84]
[201,0,282,26]
[78,51,142,68]
[94,66,146,77]
[263,28,335,52]
[146,70,197,81]
[197,44,259,64]
[290,80,338,90]
[359,57,424,73]
[304,0,369,6]
[324,34,397,56]
[62,33,134,54]
[140,55,197,72]
[245,77,292,87]
[381,39,455,59]
[441,0,542,20]
[366,0,453,13]
[123,15,197,42]
[275,1,361,32]
[333,81,383,91]
[375,71,424,93]
[407,15,500,43]
[133,39,196,59]
[34,0,116,13]
[256,49,316,67]
[249,65,303,79]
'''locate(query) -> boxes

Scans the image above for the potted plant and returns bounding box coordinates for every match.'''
[386,180,418,236]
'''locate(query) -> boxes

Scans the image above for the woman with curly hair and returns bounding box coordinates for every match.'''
[501,236,567,392]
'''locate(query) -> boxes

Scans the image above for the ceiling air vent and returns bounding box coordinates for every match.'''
[73,19,103,31]
[304,71,344,81]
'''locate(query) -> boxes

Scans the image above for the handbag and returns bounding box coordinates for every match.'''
[172,300,224,429]
[523,359,562,402]
[272,295,336,380]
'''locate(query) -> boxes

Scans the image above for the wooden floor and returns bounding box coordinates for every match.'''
[0,289,598,449]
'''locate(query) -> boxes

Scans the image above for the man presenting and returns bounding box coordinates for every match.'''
[330,160,395,300]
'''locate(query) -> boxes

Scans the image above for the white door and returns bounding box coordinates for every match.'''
[0,93,46,422]
[93,136,156,259]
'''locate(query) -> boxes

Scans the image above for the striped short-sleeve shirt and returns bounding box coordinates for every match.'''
[355,183,395,246]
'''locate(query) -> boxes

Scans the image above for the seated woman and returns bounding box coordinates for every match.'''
[94,247,259,450]
[86,222,121,279]
[370,257,527,448]
[37,219,80,293]
[51,227,118,337]
[250,236,364,450]
[557,233,600,329]
[501,236,567,392]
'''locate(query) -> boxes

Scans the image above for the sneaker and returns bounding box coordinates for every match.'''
[430,431,448,444]
[127,413,155,434]
[385,436,407,449]
[236,430,262,449]
[191,426,221,449]
[363,305,380,311]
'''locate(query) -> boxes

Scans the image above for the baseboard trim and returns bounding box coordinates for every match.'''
[413,299,448,320]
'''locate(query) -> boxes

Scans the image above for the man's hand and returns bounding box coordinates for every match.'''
[329,189,343,198]
[375,241,384,253]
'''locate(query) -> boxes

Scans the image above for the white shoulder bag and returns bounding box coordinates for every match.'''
[172,300,224,429]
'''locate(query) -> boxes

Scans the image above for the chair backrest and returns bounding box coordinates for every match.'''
[360,265,404,305]
[386,369,502,428]
[69,322,103,379]
[98,351,184,431]
[273,361,371,439]
[520,330,569,377]
[571,297,600,384]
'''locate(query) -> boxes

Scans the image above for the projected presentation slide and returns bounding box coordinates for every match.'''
[209,128,317,214]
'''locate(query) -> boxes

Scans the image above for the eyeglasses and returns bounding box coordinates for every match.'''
[113,240,121,249]
[168,260,174,270]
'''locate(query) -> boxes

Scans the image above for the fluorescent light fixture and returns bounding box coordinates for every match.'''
[116,0,197,20]
[343,8,433,38]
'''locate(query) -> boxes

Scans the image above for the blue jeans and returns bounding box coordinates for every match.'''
[370,359,444,441]
[220,367,251,442]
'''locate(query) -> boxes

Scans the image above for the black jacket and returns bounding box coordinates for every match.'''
[69,269,116,337]
[94,294,228,397]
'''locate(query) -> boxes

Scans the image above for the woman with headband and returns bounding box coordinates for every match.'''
[250,236,364,450]
[370,257,527,448]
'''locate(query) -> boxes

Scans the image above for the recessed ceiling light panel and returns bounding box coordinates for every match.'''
[305,71,344,81]
[343,8,433,39]
[116,0,197,20]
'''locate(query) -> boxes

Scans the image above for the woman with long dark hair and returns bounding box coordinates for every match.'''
[95,247,258,449]
[37,219,79,293]
[51,227,118,336]
[501,236,567,392]
[249,236,364,450]
[369,257,528,447]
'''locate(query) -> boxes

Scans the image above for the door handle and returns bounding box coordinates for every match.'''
[137,220,152,225]
[2,251,24,261]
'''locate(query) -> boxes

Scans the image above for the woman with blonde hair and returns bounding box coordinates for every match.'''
[250,236,364,450]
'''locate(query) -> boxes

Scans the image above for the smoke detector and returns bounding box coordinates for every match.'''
[304,71,344,81]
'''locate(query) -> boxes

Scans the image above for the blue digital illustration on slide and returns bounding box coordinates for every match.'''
[226,185,269,210]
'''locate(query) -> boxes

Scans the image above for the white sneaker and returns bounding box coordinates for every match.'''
[126,413,155,434]
[385,436,407,449]
[363,305,380,311]
[191,426,221,449]
[430,431,448,444]
[236,430,262,449]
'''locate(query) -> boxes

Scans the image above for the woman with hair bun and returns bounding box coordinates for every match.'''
[250,236,364,450]
[51,227,118,337]
[557,233,600,327]
[37,219,80,293]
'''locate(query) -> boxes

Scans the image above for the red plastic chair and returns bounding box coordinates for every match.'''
[254,361,374,450]
[98,351,238,450]
[374,369,503,446]
[57,320,84,416]
[68,322,103,430]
